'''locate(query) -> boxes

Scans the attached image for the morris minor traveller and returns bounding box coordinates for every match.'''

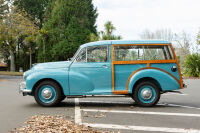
[19,40,186,107]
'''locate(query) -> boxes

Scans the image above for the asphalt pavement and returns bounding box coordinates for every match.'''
[0,75,200,133]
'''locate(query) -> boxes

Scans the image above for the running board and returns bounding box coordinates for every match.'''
[66,95,130,98]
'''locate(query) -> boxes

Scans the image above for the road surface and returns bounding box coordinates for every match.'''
[0,75,200,133]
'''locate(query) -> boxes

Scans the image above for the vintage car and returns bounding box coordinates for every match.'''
[19,40,185,107]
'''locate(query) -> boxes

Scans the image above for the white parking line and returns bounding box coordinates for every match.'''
[76,100,200,132]
[158,103,200,110]
[167,103,200,110]
[82,109,200,117]
[162,93,188,96]
[75,98,82,124]
[83,123,200,133]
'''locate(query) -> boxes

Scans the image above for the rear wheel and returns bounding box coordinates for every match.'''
[133,81,160,107]
[34,81,62,107]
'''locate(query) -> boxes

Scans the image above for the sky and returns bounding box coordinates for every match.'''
[93,0,200,40]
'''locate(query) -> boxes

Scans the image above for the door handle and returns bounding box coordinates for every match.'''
[102,65,109,68]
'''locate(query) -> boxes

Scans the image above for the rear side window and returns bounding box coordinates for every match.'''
[113,45,174,61]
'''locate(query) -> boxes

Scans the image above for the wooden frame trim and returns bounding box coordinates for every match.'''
[111,45,115,93]
[147,63,150,68]
[111,43,183,95]
[113,43,171,46]
[113,60,176,65]
[113,90,129,94]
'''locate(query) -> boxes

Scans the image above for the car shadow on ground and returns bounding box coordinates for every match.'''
[23,100,177,109]
[23,101,75,108]
[69,100,175,109]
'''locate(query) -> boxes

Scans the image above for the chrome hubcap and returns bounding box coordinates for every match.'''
[141,89,152,100]
[42,88,52,99]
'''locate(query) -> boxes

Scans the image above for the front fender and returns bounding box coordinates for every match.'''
[25,68,69,95]
[69,71,94,95]
[128,69,180,93]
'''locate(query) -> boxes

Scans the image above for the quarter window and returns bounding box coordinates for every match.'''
[113,45,174,61]
[75,48,86,62]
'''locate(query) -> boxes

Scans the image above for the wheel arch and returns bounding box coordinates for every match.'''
[31,78,64,96]
[132,77,162,94]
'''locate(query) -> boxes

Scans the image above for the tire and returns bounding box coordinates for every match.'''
[60,95,66,102]
[34,81,62,107]
[131,95,136,101]
[133,81,160,107]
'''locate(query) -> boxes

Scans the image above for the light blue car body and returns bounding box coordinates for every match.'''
[24,40,182,96]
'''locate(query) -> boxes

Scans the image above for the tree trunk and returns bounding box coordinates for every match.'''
[9,50,15,72]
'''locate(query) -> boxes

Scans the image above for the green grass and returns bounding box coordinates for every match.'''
[0,71,23,76]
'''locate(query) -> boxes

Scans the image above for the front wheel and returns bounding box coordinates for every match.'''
[60,95,66,102]
[34,81,62,107]
[133,81,160,107]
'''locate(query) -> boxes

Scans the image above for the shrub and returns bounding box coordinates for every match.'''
[183,53,200,77]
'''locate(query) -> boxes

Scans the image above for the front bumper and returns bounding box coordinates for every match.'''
[19,81,32,96]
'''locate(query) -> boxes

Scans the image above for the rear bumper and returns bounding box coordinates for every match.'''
[19,81,32,96]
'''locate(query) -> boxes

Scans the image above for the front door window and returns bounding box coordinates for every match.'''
[87,45,108,62]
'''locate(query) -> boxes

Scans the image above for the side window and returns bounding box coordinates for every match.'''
[143,45,174,60]
[87,45,108,62]
[75,48,86,62]
[113,45,174,61]
[114,46,143,61]
[143,46,166,60]
[166,46,174,59]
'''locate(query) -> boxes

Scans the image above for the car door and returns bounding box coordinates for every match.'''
[69,45,112,95]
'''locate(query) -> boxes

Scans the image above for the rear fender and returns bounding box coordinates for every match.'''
[128,69,180,93]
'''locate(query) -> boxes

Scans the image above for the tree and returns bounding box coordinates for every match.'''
[140,29,173,41]
[14,0,50,28]
[90,21,122,42]
[0,0,8,19]
[174,32,191,66]
[24,35,38,68]
[197,30,200,45]
[183,53,200,77]
[100,21,122,40]
[0,7,39,71]
[89,33,99,42]
[37,0,98,62]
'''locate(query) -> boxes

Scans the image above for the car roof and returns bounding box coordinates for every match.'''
[80,40,171,48]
